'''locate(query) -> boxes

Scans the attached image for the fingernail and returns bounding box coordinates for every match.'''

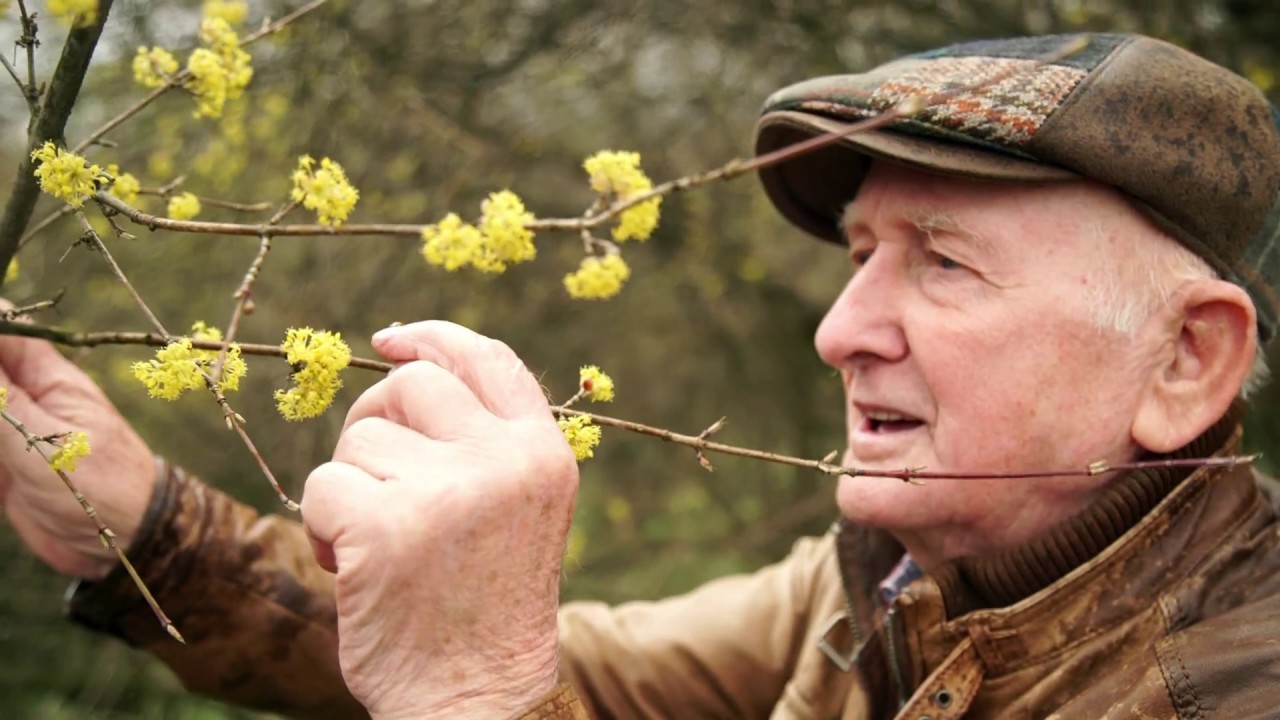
[372,323,402,344]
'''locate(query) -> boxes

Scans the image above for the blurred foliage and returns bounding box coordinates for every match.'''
[0,0,1278,716]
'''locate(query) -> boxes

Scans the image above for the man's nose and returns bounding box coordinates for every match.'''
[814,252,908,369]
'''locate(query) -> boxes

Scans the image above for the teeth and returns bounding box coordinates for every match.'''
[866,411,912,422]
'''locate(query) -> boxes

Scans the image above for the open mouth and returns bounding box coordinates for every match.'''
[861,411,924,434]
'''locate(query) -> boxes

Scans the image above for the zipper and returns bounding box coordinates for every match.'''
[834,521,866,651]
[884,605,909,710]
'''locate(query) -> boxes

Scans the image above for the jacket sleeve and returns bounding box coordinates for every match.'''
[66,460,366,719]
[68,461,843,720]
[557,533,845,719]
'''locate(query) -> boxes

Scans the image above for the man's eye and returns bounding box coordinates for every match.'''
[931,252,963,271]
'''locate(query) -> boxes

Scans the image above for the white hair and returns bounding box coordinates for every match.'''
[1084,224,1270,398]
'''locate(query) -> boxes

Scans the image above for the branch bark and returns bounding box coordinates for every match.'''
[0,0,116,293]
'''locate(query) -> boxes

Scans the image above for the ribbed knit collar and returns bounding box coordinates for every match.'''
[923,402,1244,617]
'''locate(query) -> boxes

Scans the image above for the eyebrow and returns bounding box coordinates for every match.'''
[839,202,1002,259]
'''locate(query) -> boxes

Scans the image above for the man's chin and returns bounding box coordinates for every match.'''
[834,471,933,530]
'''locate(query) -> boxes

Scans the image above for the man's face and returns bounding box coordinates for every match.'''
[816,161,1165,564]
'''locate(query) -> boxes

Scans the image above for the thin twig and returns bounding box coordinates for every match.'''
[0,317,1254,483]
[69,0,329,154]
[0,54,32,112]
[17,204,75,250]
[552,407,1258,483]
[88,40,1093,244]
[75,212,167,335]
[136,187,272,213]
[0,408,184,643]
[71,218,300,509]
[210,200,297,382]
[0,322,392,371]
[16,0,40,113]
[1,292,63,321]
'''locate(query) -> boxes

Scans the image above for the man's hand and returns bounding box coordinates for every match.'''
[302,321,578,720]
[0,333,155,580]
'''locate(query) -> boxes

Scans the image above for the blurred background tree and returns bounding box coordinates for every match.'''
[0,0,1276,716]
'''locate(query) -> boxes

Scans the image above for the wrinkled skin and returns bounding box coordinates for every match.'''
[0,332,153,580]
[301,321,579,719]
[819,161,1172,566]
[816,161,1247,569]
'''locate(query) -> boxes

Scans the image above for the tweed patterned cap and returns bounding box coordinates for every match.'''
[754,34,1280,343]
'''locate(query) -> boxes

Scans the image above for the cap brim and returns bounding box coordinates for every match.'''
[754,110,1079,243]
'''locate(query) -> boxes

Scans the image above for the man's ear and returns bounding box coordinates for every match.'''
[1132,280,1256,453]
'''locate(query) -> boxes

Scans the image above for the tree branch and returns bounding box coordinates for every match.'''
[0,0,116,293]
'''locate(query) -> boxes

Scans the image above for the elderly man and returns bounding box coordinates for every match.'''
[2,32,1279,719]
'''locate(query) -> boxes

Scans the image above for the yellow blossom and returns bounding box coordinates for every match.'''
[48,0,97,26]
[167,192,201,220]
[290,156,359,227]
[275,327,351,421]
[132,47,179,89]
[5,258,17,283]
[583,151,649,196]
[132,339,204,400]
[615,198,662,242]
[30,142,103,208]
[50,431,91,472]
[0,387,8,412]
[203,0,247,25]
[186,48,230,118]
[582,150,663,242]
[105,164,141,204]
[563,254,631,300]
[558,415,601,461]
[183,21,252,119]
[422,213,485,271]
[476,190,536,270]
[189,321,247,392]
[200,17,239,55]
[578,365,615,402]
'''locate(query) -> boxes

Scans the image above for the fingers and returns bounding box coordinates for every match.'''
[300,460,387,573]
[0,333,96,405]
[333,416,436,482]
[342,360,489,439]
[371,321,549,421]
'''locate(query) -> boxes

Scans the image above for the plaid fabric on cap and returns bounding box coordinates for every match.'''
[755,33,1280,344]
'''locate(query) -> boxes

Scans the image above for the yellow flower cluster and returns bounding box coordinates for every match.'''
[167,192,201,220]
[132,322,245,400]
[48,0,97,26]
[6,259,18,283]
[191,321,247,391]
[132,47,179,89]
[421,190,537,273]
[30,142,103,208]
[184,18,253,119]
[558,415,601,461]
[50,431,92,472]
[106,164,141,204]
[133,339,203,400]
[421,214,483,271]
[579,365,615,402]
[275,327,351,421]
[582,150,663,242]
[291,156,360,227]
[563,254,631,300]
[0,387,8,412]
[203,0,247,24]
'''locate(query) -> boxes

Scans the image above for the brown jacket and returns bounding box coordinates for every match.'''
[66,410,1280,719]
